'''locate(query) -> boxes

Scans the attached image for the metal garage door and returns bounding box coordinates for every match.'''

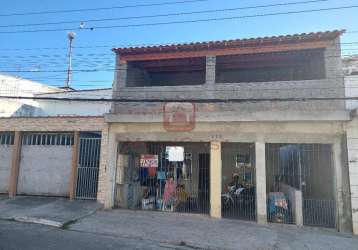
[0,133,14,193]
[17,133,74,196]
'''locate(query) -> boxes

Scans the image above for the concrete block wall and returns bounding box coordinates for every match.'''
[325,37,344,81]
[112,77,345,115]
[112,43,345,114]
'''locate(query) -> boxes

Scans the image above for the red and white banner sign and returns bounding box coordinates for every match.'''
[140,154,159,168]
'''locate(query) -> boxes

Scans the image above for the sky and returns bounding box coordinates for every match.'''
[0,0,357,90]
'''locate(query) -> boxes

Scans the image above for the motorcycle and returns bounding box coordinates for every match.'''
[221,185,255,211]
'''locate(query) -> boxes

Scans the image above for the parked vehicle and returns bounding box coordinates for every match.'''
[221,185,255,210]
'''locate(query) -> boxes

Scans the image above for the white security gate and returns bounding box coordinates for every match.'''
[17,133,73,196]
[75,137,101,199]
[0,133,14,193]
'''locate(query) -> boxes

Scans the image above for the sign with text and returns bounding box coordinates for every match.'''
[140,154,159,168]
[166,146,184,162]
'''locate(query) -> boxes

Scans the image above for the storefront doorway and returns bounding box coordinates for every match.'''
[266,144,336,228]
[115,142,210,215]
[221,143,256,221]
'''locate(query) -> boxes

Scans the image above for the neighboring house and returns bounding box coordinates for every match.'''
[0,74,63,116]
[34,88,112,116]
[0,74,111,117]
[343,55,358,76]
[0,76,109,202]
[102,30,357,235]
[343,56,358,110]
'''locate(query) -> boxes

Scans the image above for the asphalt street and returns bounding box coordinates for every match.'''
[0,220,193,250]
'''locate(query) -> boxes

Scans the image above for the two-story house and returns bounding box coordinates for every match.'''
[99,30,354,233]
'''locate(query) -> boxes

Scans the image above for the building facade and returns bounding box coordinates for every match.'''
[100,30,356,234]
[1,30,358,235]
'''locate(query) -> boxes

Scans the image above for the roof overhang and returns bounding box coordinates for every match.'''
[113,30,345,62]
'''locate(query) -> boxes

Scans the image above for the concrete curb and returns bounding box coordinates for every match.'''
[13,217,64,228]
[0,204,103,229]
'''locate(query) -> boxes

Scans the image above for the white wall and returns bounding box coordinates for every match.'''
[17,145,73,196]
[0,74,61,97]
[35,88,112,116]
[0,74,63,117]
[36,100,110,116]
[0,145,12,193]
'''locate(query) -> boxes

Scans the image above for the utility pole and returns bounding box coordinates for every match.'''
[65,32,76,88]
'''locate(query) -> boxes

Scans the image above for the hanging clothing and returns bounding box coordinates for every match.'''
[163,179,176,203]
[182,162,187,179]
[139,168,148,186]
[148,167,157,177]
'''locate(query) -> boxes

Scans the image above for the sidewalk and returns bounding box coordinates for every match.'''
[1,197,357,250]
[70,209,358,250]
[0,195,101,228]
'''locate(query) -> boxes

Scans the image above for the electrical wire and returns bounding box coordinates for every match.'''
[0,0,329,28]
[0,0,209,17]
[1,95,358,103]
[0,5,357,34]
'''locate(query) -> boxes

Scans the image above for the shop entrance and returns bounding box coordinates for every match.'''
[266,144,336,228]
[221,143,256,221]
[115,142,210,215]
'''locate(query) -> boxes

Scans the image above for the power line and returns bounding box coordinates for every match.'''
[0,0,329,28]
[1,95,358,103]
[1,5,358,34]
[2,75,358,89]
[0,0,209,17]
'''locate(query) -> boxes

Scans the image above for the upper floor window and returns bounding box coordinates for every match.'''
[215,49,326,83]
[125,57,206,87]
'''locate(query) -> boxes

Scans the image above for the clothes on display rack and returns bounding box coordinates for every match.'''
[163,178,176,203]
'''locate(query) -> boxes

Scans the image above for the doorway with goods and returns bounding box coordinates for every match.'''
[115,142,210,215]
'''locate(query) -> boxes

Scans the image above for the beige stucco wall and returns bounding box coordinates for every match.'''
[0,116,105,132]
[108,121,345,143]
[103,120,350,229]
